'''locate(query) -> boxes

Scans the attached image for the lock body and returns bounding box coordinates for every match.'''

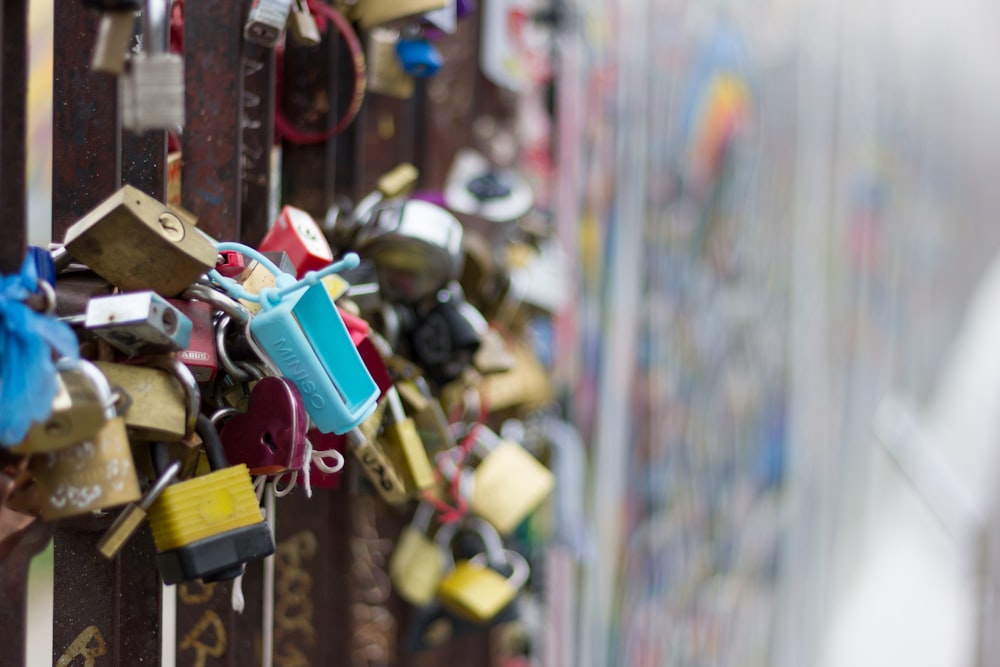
[12,368,109,453]
[390,526,446,606]
[258,206,334,278]
[148,464,273,583]
[368,28,416,99]
[31,417,141,520]
[355,0,446,29]
[472,440,554,535]
[244,0,293,46]
[86,291,193,356]
[170,299,218,382]
[95,361,188,441]
[219,377,308,475]
[437,560,517,623]
[122,54,185,131]
[63,185,216,296]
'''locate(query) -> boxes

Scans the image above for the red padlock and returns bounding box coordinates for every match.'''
[169,299,218,382]
[215,250,246,279]
[258,205,334,278]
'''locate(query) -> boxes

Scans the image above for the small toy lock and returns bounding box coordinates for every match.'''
[436,518,530,623]
[147,414,275,584]
[208,243,379,435]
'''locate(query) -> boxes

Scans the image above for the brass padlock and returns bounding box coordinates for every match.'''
[30,415,142,521]
[367,28,415,99]
[389,502,445,606]
[379,387,436,495]
[395,377,455,457]
[477,339,554,413]
[346,408,408,506]
[436,518,530,623]
[354,0,446,29]
[147,415,275,584]
[463,427,554,536]
[63,185,216,296]
[12,360,114,454]
[95,356,198,442]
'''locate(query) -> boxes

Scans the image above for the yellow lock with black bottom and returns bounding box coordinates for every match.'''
[147,414,274,584]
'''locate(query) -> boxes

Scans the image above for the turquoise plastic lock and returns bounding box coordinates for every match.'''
[209,243,378,434]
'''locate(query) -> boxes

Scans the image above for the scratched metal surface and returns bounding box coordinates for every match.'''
[181,0,244,241]
[0,0,27,275]
[241,41,276,246]
[51,0,121,243]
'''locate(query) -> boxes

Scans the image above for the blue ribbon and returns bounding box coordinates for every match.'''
[0,255,80,446]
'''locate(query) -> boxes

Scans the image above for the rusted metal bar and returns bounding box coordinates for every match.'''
[52,0,120,242]
[182,0,244,241]
[122,129,169,199]
[0,0,28,275]
[413,17,480,191]
[240,41,276,246]
[279,28,341,219]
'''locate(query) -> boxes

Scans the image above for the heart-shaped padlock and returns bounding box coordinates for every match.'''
[219,376,308,476]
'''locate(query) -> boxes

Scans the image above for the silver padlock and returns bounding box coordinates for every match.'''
[122,0,184,131]
[288,0,322,47]
[244,0,294,47]
[85,291,193,356]
[355,199,465,303]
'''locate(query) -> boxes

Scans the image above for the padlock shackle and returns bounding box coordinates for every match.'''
[61,358,117,420]
[183,283,250,325]
[145,356,200,439]
[142,0,168,57]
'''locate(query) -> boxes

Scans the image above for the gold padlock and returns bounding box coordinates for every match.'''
[395,377,455,457]
[95,357,198,442]
[435,518,530,623]
[12,361,113,454]
[379,387,436,495]
[466,429,554,536]
[354,0,446,29]
[388,502,445,606]
[63,185,216,296]
[238,259,280,315]
[367,28,415,99]
[31,416,142,521]
[477,340,554,413]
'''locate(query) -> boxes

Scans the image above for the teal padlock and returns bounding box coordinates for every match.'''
[209,243,378,434]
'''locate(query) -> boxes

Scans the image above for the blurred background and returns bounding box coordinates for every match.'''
[23,0,1000,665]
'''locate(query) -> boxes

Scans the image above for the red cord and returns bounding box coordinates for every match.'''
[274,1,367,144]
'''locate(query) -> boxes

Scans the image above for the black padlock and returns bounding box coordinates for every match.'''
[408,286,485,386]
[147,415,275,584]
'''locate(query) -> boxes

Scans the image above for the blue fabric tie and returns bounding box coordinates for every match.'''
[0,254,80,446]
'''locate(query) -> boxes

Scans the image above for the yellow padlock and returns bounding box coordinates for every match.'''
[435,518,529,623]
[388,502,445,607]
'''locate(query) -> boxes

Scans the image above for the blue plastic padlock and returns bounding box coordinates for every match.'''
[395,39,443,78]
[209,244,379,435]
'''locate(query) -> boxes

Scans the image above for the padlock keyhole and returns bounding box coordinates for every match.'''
[262,431,278,452]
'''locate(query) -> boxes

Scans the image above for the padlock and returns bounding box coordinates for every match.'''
[339,309,394,397]
[148,415,275,584]
[346,411,409,505]
[95,356,198,442]
[303,397,384,489]
[380,387,435,495]
[477,339,554,413]
[436,518,530,623]
[465,429,554,535]
[237,259,288,316]
[408,286,485,386]
[97,460,181,558]
[11,360,114,454]
[335,164,420,247]
[444,149,534,223]
[258,206,335,279]
[394,376,455,457]
[85,291,193,356]
[30,397,141,521]
[218,377,309,476]
[355,199,464,304]
[62,185,216,297]
[244,0,293,46]
[389,502,445,606]
[395,38,443,78]
[88,0,140,75]
[367,28,416,99]
[122,0,185,131]
[215,250,247,279]
[209,245,379,435]
[355,0,446,30]
[288,0,322,46]
[168,299,218,383]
